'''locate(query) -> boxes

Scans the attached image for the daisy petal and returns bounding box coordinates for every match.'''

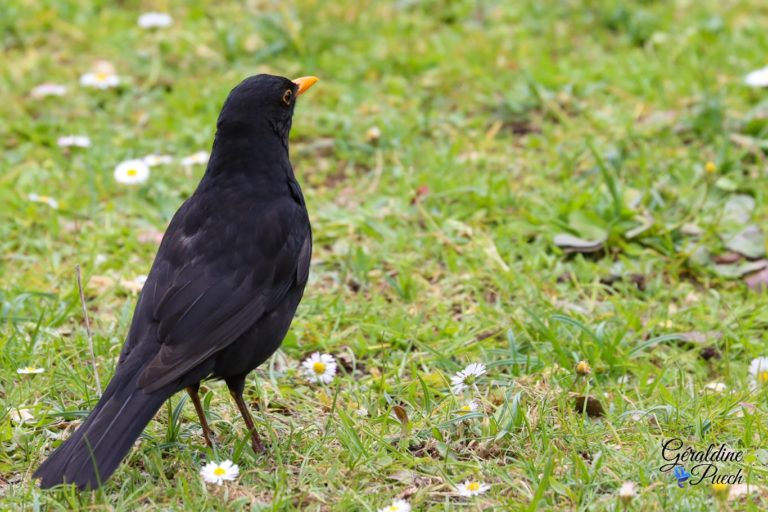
[138,12,173,29]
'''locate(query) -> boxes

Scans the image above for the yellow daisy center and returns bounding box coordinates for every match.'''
[386,507,397,512]
[126,168,138,177]
[712,483,729,492]
[312,361,326,374]
[467,481,480,491]
[705,161,716,173]
[758,371,768,384]
[95,71,110,81]
[213,467,226,476]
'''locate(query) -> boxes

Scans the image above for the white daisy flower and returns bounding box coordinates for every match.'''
[749,357,768,387]
[10,408,34,424]
[31,83,67,98]
[450,362,486,394]
[57,135,91,148]
[745,66,768,88]
[457,479,490,497]
[200,459,239,485]
[138,12,173,29]
[366,126,381,142]
[181,151,209,166]
[458,400,479,414]
[301,352,337,384]
[114,159,150,185]
[80,70,120,89]
[142,154,173,167]
[28,193,59,209]
[705,382,727,393]
[355,407,369,417]
[377,499,411,512]
[17,366,44,374]
[619,481,636,502]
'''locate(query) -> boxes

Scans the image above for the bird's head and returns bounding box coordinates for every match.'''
[215,74,318,144]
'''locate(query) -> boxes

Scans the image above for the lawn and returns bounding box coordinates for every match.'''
[2,0,768,510]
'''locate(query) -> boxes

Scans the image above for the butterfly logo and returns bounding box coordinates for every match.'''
[673,466,691,488]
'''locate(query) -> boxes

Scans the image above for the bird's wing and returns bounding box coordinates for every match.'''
[133,195,310,393]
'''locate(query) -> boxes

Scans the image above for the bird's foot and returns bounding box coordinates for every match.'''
[200,427,219,449]
[250,432,266,454]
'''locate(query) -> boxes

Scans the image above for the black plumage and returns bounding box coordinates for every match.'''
[34,74,317,489]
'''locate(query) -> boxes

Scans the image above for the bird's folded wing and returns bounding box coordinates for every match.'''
[135,204,310,393]
[137,283,266,393]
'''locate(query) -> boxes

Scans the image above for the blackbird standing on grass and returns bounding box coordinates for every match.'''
[34,74,318,489]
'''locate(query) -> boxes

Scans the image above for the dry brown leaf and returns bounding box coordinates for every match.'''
[137,229,164,245]
[745,267,768,291]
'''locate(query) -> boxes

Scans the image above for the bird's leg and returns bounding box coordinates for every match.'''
[186,383,216,448]
[226,378,265,453]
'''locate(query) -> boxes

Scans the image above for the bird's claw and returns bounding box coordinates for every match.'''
[250,432,266,454]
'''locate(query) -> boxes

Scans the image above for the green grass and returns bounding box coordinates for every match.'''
[3,0,768,510]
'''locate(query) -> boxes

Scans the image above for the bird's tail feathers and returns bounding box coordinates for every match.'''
[33,364,169,489]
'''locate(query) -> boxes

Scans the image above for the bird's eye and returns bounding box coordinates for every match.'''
[282,89,293,105]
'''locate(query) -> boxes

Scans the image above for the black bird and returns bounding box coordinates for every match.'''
[34,74,318,489]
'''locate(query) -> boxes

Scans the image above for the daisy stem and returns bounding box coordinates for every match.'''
[322,383,341,440]
[76,264,102,394]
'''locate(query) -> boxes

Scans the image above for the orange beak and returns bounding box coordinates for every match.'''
[293,76,319,96]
